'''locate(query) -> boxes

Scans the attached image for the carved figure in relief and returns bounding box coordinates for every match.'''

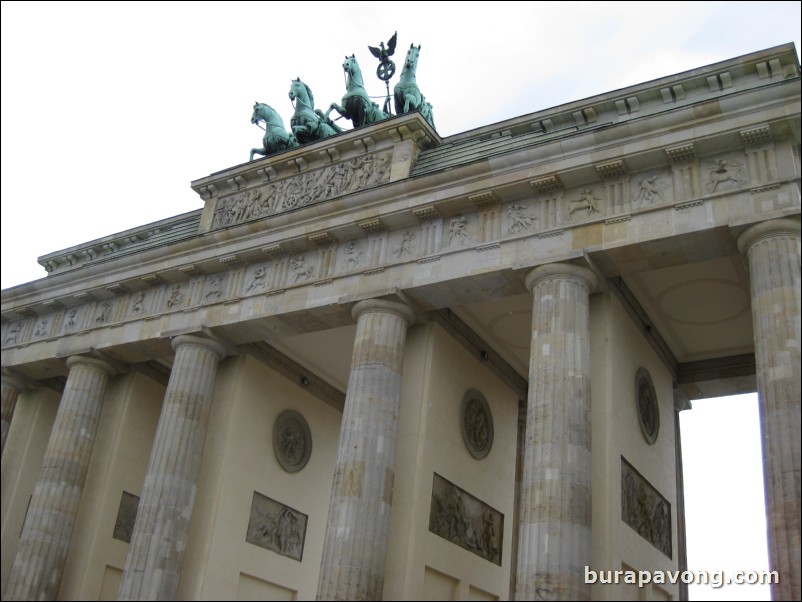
[278,422,304,464]
[481,511,499,561]
[637,175,667,204]
[246,266,268,292]
[344,242,362,268]
[393,231,415,257]
[250,102,298,161]
[653,499,670,555]
[706,158,744,192]
[34,319,48,337]
[130,292,145,313]
[508,204,536,233]
[278,508,302,557]
[568,189,601,219]
[448,217,469,245]
[290,257,315,282]
[465,398,489,452]
[5,321,23,344]
[206,275,224,299]
[65,308,79,330]
[289,78,343,144]
[96,302,112,323]
[166,285,185,308]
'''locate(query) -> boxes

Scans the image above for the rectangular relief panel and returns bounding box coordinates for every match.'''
[621,457,672,558]
[245,491,308,562]
[429,473,503,565]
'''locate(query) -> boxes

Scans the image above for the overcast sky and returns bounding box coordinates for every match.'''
[1,2,799,599]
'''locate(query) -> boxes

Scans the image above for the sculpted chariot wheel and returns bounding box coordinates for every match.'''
[376,60,396,81]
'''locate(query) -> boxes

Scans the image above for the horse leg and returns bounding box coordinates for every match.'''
[327,103,346,119]
[250,148,266,161]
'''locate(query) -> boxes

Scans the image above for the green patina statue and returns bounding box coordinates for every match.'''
[289,78,343,144]
[250,102,298,161]
[394,44,435,129]
[326,55,390,128]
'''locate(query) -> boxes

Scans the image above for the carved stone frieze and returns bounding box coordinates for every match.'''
[246,491,308,561]
[211,151,392,231]
[429,473,503,565]
[632,171,672,208]
[621,457,672,558]
[705,155,747,193]
[113,491,140,544]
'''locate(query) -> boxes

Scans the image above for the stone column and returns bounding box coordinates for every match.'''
[317,299,415,601]
[118,334,228,601]
[673,388,692,602]
[3,355,115,601]
[737,218,801,601]
[1,371,26,456]
[515,263,596,601]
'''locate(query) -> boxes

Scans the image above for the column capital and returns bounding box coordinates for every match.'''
[351,298,416,326]
[737,218,801,255]
[65,354,117,377]
[524,262,598,293]
[170,333,229,359]
[1,370,29,393]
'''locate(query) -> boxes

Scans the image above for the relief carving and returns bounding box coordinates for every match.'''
[211,152,392,231]
[568,189,602,220]
[635,367,659,445]
[429,473,503,565]
[621,457,672,558]
[635,175,670,205]
[705,158,746,193]
[5,321,24,345]
[64,308,80,331]
[344,241,363,269]
[246,491,308,562]
[129,292,145,314]
[113,491,140,543]
[448,217,470,246]
[392,230,416,258]
[212,189,270,230]
[507,204,537,233]
[165,285,185,309]
[95,302,112,324]
[290,256,315,282]
[461,390,493,460]
[273,410,312,473]
[245,266,269,292]
[205,275,224,300]
[33,318,49,338]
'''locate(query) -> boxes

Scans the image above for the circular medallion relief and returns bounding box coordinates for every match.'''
[635,368,659,445]
[461,390,494,460]
[273,410,312,473]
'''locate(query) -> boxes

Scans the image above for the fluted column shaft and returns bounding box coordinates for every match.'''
[1,372,26,456]
[515,263,596,601]
[3,355,115,601]
[117,334,227,601]
[738,218,801,601]
[317,299,415,601]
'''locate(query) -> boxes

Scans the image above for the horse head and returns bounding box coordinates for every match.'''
[289,78,314,109]
[342,54,363,89]
[404,44,421,71]
[252,101,281,126]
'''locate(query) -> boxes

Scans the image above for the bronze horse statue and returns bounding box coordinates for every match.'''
[289,78,342,144]
[394,44,435,128]
[249,102,297,161]
[327,55,389,128]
